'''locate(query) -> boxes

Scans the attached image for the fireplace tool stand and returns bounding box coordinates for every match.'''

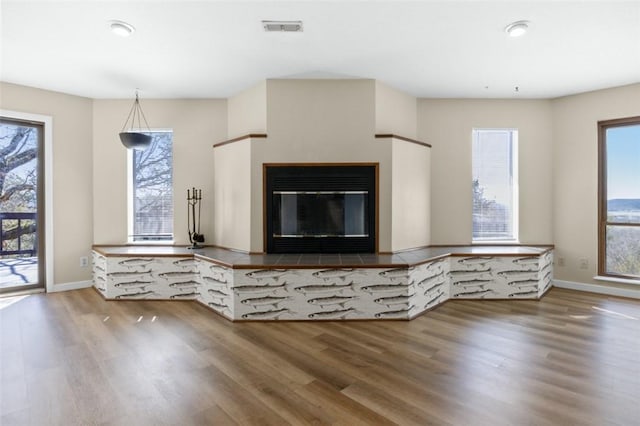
[187,187,204,249]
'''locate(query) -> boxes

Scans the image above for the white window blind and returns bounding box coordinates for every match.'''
[472,129,518,242]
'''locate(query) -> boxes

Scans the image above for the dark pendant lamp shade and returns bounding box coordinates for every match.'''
[119,131,152,150]
[119,91,152,151]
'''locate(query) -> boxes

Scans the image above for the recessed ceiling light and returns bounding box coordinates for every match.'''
[505,20,529,37]
[109,20,135,37]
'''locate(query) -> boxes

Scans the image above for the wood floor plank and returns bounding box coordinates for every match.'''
[293,379,395,426]
[1,287,639,425]
[187,403,239,426]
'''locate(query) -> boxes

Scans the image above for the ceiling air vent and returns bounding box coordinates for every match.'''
[262,20,303,32]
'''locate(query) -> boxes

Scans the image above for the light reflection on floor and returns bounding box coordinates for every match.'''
[592,305,639,320]
[0,294,30,310]
[587,299,640,421]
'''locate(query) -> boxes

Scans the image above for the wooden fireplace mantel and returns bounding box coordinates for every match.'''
[213,133,268,148]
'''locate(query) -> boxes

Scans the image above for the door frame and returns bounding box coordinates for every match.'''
[0,109,54,293]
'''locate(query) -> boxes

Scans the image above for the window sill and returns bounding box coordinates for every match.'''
[472,240,520,245]
[127,240,175,246]
[594,276,640,286]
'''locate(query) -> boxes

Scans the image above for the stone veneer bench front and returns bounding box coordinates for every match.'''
[92,245,553,321]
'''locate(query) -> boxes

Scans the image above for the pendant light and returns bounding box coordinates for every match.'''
[119,91,152,150]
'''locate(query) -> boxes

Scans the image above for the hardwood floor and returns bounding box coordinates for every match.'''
[1,287,639,425]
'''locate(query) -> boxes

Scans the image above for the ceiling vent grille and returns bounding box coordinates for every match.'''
[262,20,303,32]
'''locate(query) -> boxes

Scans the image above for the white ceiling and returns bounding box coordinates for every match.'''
[2,1,639,99]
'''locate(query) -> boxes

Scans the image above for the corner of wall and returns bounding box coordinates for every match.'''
[374,81,418,139]
[227,81,268,138]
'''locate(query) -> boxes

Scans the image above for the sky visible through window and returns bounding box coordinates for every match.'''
[603,120,640,278]
[607,124,640,201]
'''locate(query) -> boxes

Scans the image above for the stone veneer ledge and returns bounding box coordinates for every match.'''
[92,245,554,321]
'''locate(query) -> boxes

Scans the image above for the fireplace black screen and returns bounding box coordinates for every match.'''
[273,191,368,237]
[265,165,376,253]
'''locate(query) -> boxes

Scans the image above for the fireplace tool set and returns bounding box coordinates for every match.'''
[187,187,204,249]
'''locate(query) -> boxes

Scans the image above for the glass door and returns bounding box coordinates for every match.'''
[0,118,44,293]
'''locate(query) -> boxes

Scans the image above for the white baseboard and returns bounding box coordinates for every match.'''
[553,279,640,300]
[49,280,93,293]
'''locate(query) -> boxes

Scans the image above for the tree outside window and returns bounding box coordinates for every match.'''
[131,131,173,242]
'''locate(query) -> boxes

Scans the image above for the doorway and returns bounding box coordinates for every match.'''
[0,117,44,293]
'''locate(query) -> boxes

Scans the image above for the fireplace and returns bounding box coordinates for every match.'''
[265,164,377,253]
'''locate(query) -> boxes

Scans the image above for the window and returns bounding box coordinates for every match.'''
[129,131,173,242]
[472,129,518,242]
[598,116,640,280]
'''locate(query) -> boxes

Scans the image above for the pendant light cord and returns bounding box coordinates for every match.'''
[121,91,151,133]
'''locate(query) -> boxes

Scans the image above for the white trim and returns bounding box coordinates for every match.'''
[472,240,520,245]
[127,240,175,246]
[0,109,54,293]
[511,130,519,243]
[48,280,93,293]
[127,148,133,243]
[554,279,640,300]
[593,275,640,286]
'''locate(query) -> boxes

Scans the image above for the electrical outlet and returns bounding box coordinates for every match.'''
[80,256,89,268]
[579,258,588,270]
[557,257,565,267]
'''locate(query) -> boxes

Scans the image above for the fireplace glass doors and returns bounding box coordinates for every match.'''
[265,165,376,253]
[273,191,368,238]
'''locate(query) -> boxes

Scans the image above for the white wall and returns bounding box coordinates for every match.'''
[552,83,640,290]
[418,99,554,245]
[92,99,227,245]
[0,82,93,287]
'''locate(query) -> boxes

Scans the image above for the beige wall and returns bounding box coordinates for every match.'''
[391,139,431,251]
[92,99,227,245]
[552,83,640,289]
[0,82,93,286]
[220,79,430,253]
[213,139,252,251]
[246,79,394,252]
[418,99,554,245]
[375,81,417,138]
[7,76,638,296]
[227,81,267,138]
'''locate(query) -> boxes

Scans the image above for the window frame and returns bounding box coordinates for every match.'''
[0,116,45,292]
[597,116,640,280]
[1,109,54,292]
[471,128,519,244]
[127,129,174,244]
